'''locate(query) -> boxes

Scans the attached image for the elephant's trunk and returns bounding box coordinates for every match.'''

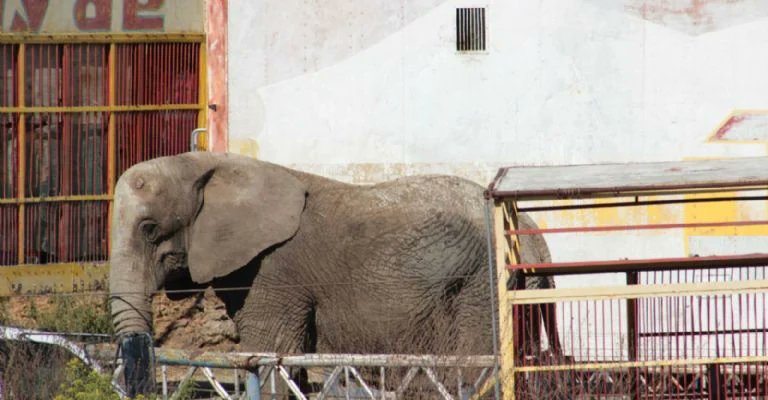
[109,251,156,397]
[109,253,153,337]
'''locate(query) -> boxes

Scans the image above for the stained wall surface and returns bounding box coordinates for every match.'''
[227,0,768,297]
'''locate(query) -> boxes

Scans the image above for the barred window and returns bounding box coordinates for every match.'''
[456,7,486,52]
[0,40,203,267]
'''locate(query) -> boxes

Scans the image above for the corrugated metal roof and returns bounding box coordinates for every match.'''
[488,157,768,200]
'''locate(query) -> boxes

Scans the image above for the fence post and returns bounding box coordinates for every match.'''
[246,369,261,400]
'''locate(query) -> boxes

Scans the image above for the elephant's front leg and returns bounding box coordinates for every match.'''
[235,284,316,396]
[235,285,315,354]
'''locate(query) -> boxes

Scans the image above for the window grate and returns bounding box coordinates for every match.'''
[456,7,486,52]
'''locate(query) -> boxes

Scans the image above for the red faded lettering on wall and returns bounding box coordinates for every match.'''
[123,0,164,31]
[9,0,49,32]
[74,0,112,31]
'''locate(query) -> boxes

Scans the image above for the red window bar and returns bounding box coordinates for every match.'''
[0,44,18,266]
[115,43,200,176]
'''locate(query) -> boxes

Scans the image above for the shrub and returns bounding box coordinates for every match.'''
[54,358,121,400]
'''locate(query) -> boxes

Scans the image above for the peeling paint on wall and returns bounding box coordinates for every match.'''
[588,0,768,35]
[230,138,260,159]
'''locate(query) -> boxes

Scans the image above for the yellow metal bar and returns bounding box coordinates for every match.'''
[16,44,25,265]
[495,201,515,400]
[0,104,201,113]
[0,194,113,205]
[506,185,768,202]
[197,39,208,150]
[107,43,117,254]
[514,354,768,373]
[0,263,109,295]
[508,278,768,304]
[0,33,205,44]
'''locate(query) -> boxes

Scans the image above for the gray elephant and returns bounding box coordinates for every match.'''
[109,152,560,395]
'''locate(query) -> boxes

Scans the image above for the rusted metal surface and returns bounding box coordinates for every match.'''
[488,157,768,200]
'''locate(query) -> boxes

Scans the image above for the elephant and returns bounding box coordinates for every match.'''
[108,152,561,396]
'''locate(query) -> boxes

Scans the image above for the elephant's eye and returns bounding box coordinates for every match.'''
[139,220,160,242]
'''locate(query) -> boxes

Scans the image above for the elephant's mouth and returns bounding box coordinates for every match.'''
[160,251,187,271]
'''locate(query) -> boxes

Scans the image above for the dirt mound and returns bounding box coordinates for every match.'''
[152,289,240,352]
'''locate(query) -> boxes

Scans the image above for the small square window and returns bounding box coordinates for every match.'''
[456,7,486,52]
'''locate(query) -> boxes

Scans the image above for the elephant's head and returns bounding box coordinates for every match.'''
[109,152,307,337]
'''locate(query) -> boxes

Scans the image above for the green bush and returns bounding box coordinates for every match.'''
[54,358,121,400]
[34,295,113,335]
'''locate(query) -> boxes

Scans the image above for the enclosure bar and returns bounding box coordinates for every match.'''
[638,327,768,337]
[196,38,208,150]
[0,194,113,205]
[0,104,201,113]
[509,253,768,275]
[513,354,768,373]
[88,346,496,369]
[495,201,516,400]
[517,195,768,213]
[507,278,768,304]
[508,219,768,235]
[625,272,639,400]
[107,42,117,252]
[0,33,204,44]
[16,43,25,264]
[107,43,117,194]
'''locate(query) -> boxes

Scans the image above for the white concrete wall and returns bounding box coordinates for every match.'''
[228,0,768,181]
[227,0,768,356]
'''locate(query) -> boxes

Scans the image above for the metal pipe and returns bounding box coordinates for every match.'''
[245,369,260,400]
[483,200,502,400]
[162,365,168,400]
[190,128,207,151]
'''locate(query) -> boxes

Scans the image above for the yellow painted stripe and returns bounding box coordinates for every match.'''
[0,195,113,205]
[508,279,768,304]
[197,36,209,150]
[0,263,109,295]
[0,33,204,44]
[514,354,768,373]
[0,104,201,113]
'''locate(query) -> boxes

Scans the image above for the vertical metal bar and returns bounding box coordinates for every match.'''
[457,367,464,400]
[197,40,207,150]
[107,43,116,254]
[17,44,25,264]
[481,8,486,50]
[495,200,514,400]
[270,367,276,400]
[345,366,351,400]
[162,365,168,400]
[246,370,261,400]
[380,366,385,400]
[627,272,639,400]
[234,369,240,397]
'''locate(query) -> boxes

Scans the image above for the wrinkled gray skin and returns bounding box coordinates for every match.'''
[110,152,555,358]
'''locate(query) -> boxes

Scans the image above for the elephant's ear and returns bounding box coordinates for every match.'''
[187,163,306,283]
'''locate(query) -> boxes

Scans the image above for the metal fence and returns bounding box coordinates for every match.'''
[0,35,206,292]
[488,159,768,400]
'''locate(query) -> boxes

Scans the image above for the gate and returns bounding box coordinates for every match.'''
[0,34,207,293]
[488,157,768,399]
